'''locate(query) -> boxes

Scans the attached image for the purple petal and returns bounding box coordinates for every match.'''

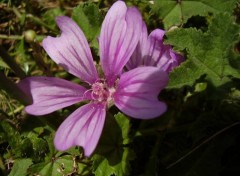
[99,1,142,85]
[143,29,165,66]
[127,27,184,73]
[42,16,99,84]
[126,21,148,70]
[114,67,169,119]
[156,46,185,72]
[54,103,106,157]
[143,29,184,72]
[18,76,89,115]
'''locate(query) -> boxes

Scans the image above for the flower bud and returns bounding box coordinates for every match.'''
[24,30,36,43]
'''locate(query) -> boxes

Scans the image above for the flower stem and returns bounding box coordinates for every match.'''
[26,14,57,32]
[0,34,23,40]
[0,34,45,42]
[12,6,57,32]
[7,105,24,116]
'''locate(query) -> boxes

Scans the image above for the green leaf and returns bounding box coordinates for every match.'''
[92,113,135,176]
[8,158,32,176]
[72,3,103,49]
[166,13,240,88]
[152,0,238,29]
[0,120,21,148]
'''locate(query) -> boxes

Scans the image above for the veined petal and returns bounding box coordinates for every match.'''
[126,21,148,70]
[143,29,165,66]
[143,29,184,72]
[155,46,185,72]
[18,76,89,115]
[99,1,142,85]
[42,16,99,84]
[54,103,106,157]
[114,67,169,119]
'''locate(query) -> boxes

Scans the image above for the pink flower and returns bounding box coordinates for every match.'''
[19,1,168,157]
[126,21,184,72]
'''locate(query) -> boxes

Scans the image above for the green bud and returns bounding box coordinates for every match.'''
[24,30,36,43]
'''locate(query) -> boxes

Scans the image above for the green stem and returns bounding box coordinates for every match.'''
[12,6,56,32]
[7,105,24,116]
[0,34,45,42]
[0,46,26,79]
[26,14,57,32]
[12,6,22,19]
[0,34,23,40]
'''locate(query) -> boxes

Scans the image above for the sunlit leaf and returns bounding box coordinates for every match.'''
[166,13,240,88]
[152,0,238,29]
[72,3,103,49]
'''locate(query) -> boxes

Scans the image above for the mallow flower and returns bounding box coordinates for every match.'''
[18,1,168,157]
[126,21,184,73]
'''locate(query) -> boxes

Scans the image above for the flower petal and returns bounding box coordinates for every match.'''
[42,16,98,84]
[54,103,106,157]
[126,21,148,70]
[143,29,165,66]
[18,76,89,115]
[127,27,184,72]
[155,45,185,72]
[146,29,184,72]
[99,1,142,85]
[114,67,169,119]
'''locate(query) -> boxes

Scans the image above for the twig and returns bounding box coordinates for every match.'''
[7,105,24,116]
[0,34,23,40]
[26,14,57,32]
[166,121,240,169]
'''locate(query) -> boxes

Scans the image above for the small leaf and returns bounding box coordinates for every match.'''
[8,158,32,176]
[194,82,207,92]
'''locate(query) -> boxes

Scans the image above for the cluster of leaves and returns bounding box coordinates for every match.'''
[0,0,240,176]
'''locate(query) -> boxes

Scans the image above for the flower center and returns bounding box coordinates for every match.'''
[91,80,115,104]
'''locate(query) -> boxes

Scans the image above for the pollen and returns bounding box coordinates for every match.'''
[91,81,115,103]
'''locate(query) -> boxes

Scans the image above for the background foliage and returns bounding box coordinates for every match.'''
[0,0,240,175]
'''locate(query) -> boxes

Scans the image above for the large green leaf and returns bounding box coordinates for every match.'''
[166,13,240,88]
[152,0,237,29]
[92,113,135,176]
[29,153,89,176]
